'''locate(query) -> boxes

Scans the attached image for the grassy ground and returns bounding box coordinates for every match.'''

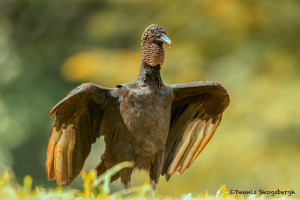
[0,162,298,200]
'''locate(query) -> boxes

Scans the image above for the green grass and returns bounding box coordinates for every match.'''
[0,162,298,200]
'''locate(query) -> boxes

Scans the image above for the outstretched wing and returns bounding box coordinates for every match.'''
[162,81,230,180]
[46,83,117,185]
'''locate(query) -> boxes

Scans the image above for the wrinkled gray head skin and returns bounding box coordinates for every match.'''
[142,24,172,47]
[141,24,172,67]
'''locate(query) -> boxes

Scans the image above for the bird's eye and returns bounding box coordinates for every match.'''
[150,30,155,34]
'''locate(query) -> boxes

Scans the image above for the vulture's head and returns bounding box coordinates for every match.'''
[142,24,172,48]
[141,24,172,67]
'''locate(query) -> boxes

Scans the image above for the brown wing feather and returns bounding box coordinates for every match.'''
[162,81,229,180]
[46,83,115,185]
[46,127,62,180]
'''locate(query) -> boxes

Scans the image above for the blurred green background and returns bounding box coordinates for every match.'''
[0,0,299,197]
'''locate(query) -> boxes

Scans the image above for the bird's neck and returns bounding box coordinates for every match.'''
[141,40,165,67]
[135,61,163,90]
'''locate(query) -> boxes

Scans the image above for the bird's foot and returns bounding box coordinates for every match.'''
[150,180,156,198]
[124,181,131,190]
[122,181,131,199]
[150,178,159,195]
[150,180,156,190]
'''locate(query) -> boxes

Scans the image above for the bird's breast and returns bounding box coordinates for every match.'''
[120,85,173,154]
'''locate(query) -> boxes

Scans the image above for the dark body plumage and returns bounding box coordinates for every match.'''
[46,24,230,189]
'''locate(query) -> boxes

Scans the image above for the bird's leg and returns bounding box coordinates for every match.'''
[122,181,131,199]
[115,140,135,190]
[150,179,158,190]
[119,166,133,190]
[110,172,120,183]
[149,150,164,191]
[123,181,131,189]
[149,179,156,198]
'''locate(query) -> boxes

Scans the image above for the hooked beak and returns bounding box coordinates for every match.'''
[158,33,172,48]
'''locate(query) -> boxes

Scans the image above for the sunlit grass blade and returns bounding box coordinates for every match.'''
[90,161,134,195]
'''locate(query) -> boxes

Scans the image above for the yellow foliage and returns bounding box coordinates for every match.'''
[0,168,298,200]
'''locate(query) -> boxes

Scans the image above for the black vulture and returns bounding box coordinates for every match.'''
[46,24,230,190]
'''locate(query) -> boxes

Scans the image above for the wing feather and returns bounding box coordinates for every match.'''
[178,120,206,173]
[166,118,201,175]
[67,126,75,182]
[46,127,62,180]
[162,81,229,180]
[162,105,196,176]
[188,115,221,168]
[46,83,115,185]
[55,127,69,185]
